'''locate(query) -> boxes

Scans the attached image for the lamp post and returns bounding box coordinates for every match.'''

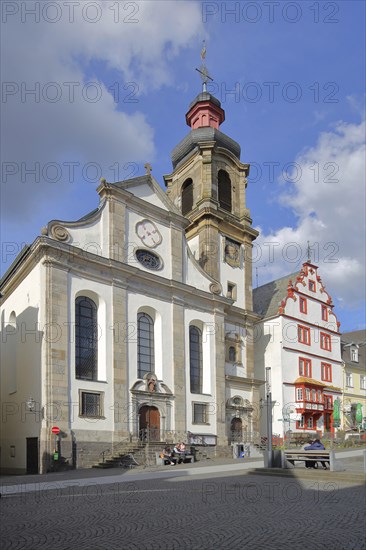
[26,396,35,412]
[265,367,273,467]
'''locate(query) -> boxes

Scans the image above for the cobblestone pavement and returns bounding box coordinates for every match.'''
[1,469,365,550]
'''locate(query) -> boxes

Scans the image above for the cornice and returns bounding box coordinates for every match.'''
[225,375,265,387]
[0,234,235,314]
[0,237,46,298]
[281,313,341,335]
[186,209,258,241]
[98,181,188,230]
[282,346,343,364]
[225,307,262,325]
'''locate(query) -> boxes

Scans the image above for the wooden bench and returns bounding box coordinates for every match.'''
[155,452,194,466]
[282,450,342,471]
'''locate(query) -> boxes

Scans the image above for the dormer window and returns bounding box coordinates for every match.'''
[351,347,358,362]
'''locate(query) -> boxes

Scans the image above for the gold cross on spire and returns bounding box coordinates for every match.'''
[195,40,213,92]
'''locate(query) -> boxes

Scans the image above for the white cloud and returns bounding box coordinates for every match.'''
[255,119,366,310]
[1,1,204,222]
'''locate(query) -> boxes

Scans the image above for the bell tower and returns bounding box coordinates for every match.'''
[164,55,258,310]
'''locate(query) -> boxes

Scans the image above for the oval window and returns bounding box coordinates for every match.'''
[135,249,162,270]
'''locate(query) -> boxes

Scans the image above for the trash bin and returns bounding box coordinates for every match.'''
[190,446,197,462]
[233,444,245,458]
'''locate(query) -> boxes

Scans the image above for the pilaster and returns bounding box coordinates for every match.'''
[243,236,254,311]
[112,282,129,440]
[172,298,186,434]
[108,198,126,263]
[171,227,184,283]
[41,259,70,473]
[215,310,228,445]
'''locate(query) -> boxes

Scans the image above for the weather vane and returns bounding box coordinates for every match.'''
[307,241,311,263]
[195,40,213,92]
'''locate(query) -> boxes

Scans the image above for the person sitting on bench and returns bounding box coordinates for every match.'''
[304,438,328,470]
[173,442,186,463]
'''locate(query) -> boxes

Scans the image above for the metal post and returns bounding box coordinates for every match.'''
[266,367,273,467]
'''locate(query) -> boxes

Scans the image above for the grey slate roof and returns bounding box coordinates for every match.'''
[253,271,300,318]
[171,127,241,169]
[341,330,366,344]
[188,92,222,110]
[341,329,366,344]
[341,330,366,370]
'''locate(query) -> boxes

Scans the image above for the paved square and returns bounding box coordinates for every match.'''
[1,470,365,549]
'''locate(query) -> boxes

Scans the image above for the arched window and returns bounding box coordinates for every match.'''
[75,296,98,380]
[190,326,202,394]
[138,313,155,378]
[229,346,236,362]
[181,178,193,216]
[218,170,232,212]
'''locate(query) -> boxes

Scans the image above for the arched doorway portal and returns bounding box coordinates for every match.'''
[230,417,242,442]
[139,405,160,441]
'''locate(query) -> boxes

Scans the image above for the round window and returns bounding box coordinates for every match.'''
[135,249,162,270]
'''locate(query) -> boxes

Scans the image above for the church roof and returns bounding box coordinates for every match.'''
[253,271,300,318]
[171,127,241,169]
[113,174,151,188]
[111,174,183,217]
[188,91,222,110]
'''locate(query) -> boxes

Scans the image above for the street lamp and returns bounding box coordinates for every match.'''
[26,396,35,412]
[265,367,273,467]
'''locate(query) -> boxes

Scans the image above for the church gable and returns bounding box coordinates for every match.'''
[114,174,181,214]
[41,173,185,268]
[44,200,107,259]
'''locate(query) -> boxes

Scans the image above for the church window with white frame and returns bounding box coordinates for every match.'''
[137,313,155,378]
[190,326,203,394]
[75,296,98,380]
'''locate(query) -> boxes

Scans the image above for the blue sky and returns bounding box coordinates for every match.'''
[1,0,365,332]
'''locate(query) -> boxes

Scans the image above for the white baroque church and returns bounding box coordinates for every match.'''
[1,88,263,473]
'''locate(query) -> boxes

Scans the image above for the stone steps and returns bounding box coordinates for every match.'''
[92,442,145,469]
[92,441,166,469]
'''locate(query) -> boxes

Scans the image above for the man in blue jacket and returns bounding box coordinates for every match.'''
[304,439,328,469]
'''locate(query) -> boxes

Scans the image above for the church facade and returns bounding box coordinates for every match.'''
[0,90,263,473]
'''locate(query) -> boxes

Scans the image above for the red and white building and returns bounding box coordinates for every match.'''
[253,260,342,440]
